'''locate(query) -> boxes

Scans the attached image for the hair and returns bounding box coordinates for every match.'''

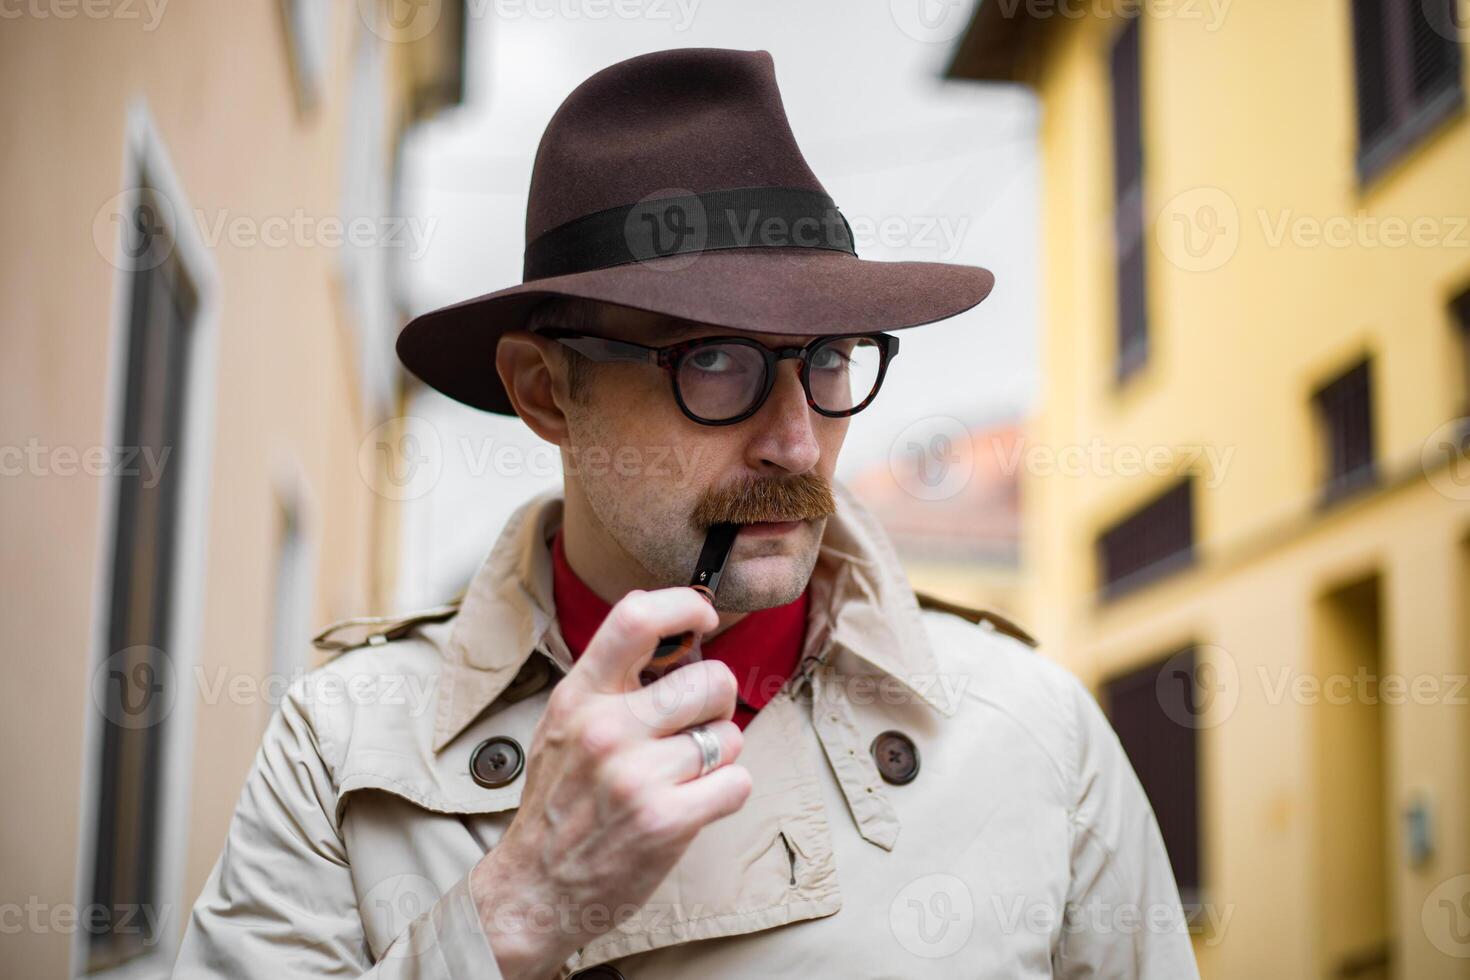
[524,296,604,403]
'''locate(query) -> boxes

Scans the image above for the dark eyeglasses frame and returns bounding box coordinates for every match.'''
[536,327,901,426]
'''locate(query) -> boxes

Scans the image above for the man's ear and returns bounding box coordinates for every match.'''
[496,329,571,445]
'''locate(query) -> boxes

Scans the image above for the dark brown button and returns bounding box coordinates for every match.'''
[870,730,920,785]
[469,736,524,789]
[570,967,626,979]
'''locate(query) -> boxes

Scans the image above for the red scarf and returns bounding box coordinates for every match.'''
[551,527,809,729]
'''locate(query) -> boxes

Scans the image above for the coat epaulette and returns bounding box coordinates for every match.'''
[311,599,463,654]
[912,589,1038,649]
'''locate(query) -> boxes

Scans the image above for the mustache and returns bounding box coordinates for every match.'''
[691,472,837,528]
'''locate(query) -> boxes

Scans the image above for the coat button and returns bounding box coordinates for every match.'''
[570,967,626,979]
[870,730,920,785]
[469,736,524,789]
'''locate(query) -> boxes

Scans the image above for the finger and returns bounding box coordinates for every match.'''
[621,719,743,785]
[618,658,739,734]
[570,588,719,694]
[662,763,754,830]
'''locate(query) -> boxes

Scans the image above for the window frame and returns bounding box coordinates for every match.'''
[73,100,221,980]
[1312,357,1378,506]
[1350,0,1466,184]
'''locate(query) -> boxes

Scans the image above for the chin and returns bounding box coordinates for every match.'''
[717,553,811,612]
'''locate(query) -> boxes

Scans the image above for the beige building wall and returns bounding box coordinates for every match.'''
[952,1,1470,977]
[0,3,460,975]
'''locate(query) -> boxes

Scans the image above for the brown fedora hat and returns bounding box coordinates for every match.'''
[395,46,995,416]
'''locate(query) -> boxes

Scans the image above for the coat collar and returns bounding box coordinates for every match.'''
[431,481,954,752]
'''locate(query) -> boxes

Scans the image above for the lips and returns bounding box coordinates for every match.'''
[738,519,804,537]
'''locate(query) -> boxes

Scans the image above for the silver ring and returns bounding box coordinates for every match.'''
[685,724,721,778]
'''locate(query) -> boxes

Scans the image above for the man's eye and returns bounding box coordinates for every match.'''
[811,347,849,371]
[688,348,735,372]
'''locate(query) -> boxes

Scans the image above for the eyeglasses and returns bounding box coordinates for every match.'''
[537,328,901,426]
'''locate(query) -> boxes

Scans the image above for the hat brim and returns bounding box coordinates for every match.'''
[395,247,995,415]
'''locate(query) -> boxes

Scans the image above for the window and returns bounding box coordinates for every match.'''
[1313,359,1377,502]
[1104,650,1201,908]
[1350,0,1464,181]
[1097,479,1194,598]
[1453,285,1470,411]
[87,184,198,972]
[268,491,315,710]
[1110,15,1148,380]
[281,0,331,114]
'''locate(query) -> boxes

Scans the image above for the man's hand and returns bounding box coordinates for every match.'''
[468,587,753,979]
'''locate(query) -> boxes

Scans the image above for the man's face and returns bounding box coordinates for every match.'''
[558,304,850,613]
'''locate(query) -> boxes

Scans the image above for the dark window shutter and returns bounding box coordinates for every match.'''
[1097,479,1195,598]
[1104,650,1201,901]
[1351,0,1465,179]
[1352,0,1393,148]
[1110,16,1148,379]
[1314,359,1377,500]
[1409,0,1462,99]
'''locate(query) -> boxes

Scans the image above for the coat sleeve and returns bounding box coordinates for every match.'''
[1050,670,1201,980]
[171,677,505,979]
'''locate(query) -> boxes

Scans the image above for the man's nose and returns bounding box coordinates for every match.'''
[743,360,822,474]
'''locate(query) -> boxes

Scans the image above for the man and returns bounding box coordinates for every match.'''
[174,47,1199,979]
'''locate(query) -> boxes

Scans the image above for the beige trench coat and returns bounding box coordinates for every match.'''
[173,483,1200,979]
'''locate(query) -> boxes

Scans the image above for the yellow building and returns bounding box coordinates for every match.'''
[950,1,1470,978]
[0,3,462,975]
